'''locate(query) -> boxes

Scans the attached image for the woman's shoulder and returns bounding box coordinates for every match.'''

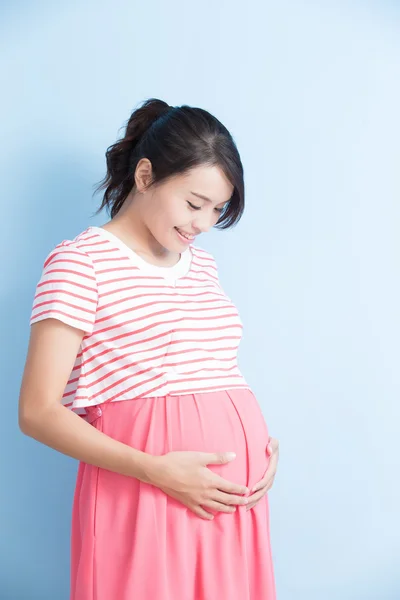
[31,227,98,334]
[41,227,97,268]
[190,243,218,268]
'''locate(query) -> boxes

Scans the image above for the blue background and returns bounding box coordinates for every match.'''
[1,1,399,598]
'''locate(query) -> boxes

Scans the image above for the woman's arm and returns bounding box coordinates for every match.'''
[19,318,155,481]
[19,319,249,519]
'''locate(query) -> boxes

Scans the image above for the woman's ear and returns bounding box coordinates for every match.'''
[134,158,153,192]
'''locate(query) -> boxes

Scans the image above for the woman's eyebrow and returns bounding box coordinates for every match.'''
[190,191,212,202]
[190,191,228,206]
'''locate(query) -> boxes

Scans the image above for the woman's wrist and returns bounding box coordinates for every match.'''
[134,451,163,486]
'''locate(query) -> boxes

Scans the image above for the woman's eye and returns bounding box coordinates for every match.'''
[187,201,201,210]
[215,207,224,214]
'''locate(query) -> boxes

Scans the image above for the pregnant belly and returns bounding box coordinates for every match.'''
[90,388,271,491]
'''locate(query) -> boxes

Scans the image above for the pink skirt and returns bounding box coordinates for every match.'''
[70,389,276,599]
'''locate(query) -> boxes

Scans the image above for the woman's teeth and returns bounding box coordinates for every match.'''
[176,228,194,240]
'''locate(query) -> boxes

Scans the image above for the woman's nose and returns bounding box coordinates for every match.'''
[192,214,215,233]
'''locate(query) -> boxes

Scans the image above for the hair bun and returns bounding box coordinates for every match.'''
[125,98,172,143]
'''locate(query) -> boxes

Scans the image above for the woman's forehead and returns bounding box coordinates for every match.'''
[178,166,233,202]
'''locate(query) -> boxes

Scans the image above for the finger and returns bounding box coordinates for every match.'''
[265,476,275,491]
[266,439,279,462]
[269,437,279,452]
[251,473,274,493]
[246,500,261,511]
[203,451,238,465]
[213,490,249,506]
[251,467,275,492]
[191,505,215,520]
[159,487,216,520]
[251,469,268,492]
[259,476,275,495]
[246,487,267,505]
[213,474,249,496]
[203,500,237,514]
[247,475,277,506]
[245,489,269,511]
[251,458,278,492]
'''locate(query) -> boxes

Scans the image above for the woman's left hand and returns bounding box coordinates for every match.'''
[245,437,279,511]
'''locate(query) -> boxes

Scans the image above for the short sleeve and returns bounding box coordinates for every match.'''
[30,244,98,335]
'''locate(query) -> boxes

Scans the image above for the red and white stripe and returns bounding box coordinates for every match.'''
[30,227,250,415]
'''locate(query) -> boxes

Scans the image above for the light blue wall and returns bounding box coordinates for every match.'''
[1,1,399,598]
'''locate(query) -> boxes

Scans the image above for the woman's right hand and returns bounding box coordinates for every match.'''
[146,451,250,520]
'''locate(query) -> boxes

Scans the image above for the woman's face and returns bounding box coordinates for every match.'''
[136,161,234,253]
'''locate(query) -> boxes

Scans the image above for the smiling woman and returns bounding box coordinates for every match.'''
[19,97,278,600]
[98,156,237,265]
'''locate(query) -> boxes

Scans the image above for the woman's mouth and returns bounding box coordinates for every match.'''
[175,227,195,243]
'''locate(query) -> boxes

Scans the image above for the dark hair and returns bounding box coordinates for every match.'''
[93,98,244,229]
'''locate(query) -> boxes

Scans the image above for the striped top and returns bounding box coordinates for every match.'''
[30,226,250,416]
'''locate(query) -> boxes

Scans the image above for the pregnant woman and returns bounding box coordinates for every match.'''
[18,98,279,599]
